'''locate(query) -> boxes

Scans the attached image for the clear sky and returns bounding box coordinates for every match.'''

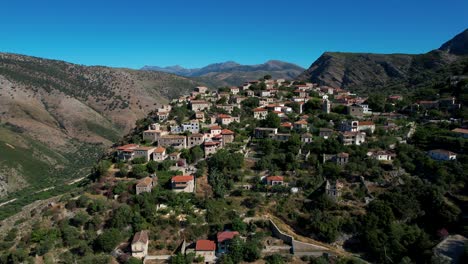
[0,0,467,69]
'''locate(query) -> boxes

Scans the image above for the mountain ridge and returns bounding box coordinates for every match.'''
[142,60,305,86]
[0,52,200,197]
[297,28,468,93]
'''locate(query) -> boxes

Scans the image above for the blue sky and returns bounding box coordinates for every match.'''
[0,0,467,69]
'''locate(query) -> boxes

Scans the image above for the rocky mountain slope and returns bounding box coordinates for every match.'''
[0,53,199,197]
[298,29,468,94]
[142,60,305,87]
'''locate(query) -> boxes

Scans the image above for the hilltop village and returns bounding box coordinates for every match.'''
[2,76,467,264]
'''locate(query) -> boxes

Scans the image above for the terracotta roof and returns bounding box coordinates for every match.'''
[136,177,153,187]
[359,121,375,126]
[210,125,222,130]
[337,152,349,158]
[221,129,235,135]
[189,133,204,137]
[253,107,267,112]
[301,133,313,138]
[218,114,232,119]
[132,230,149,244]
[281,122,292,128]
[154,147,166,153]
[171,175,194,183]
[196,240,216,251]
[135,146,156,151]
[160,135,186,139]
[294,120,308,125]
[217,231,239,243]
[117,144,139,151]
[204,141,220,146]
[191,100,209,104]
[267,176,284,182]
[452,128,468,134]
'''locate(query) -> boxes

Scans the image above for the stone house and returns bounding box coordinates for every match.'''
[158,135,187,149]
[116,144,139,161]
[131,230,149,259]
[134,146,157,162]
[136,177,156,195]
[188,133,205,148]
[190,100,210,111]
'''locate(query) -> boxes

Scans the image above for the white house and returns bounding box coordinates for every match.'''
[131,231,149,259]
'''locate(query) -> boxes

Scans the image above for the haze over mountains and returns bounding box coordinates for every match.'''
[298,29,468,94]
[142,60,305,87]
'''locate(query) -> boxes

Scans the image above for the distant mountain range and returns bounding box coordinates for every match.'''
[298,28,468,94]
[142,60,305,87]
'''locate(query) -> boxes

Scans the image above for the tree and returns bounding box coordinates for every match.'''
[94,229,122,252]
[132,164,149,179]
[264,75,272,80]
[191,146,204,162]
[262,112,280,128]
[146,160,158,173]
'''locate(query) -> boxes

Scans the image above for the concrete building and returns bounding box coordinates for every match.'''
[195,240,216,263]
[152,146,167,161]
[339,131,366,146]
[253,108,268,120]
[171,175,195,193]
[254,127,278,139]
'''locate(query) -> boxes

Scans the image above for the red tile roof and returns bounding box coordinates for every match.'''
[267,176,284,182]
[204,141,220,146]
[294,120,308,125]
[452,128,468,134]
[221,129,235,135]
[218,114,232,119]
[217,231,239,243]
[117,144,139,151]
[171,175,194,183]
[196,240,216,251]
[359,121,375,126]
[154,147,166,153]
